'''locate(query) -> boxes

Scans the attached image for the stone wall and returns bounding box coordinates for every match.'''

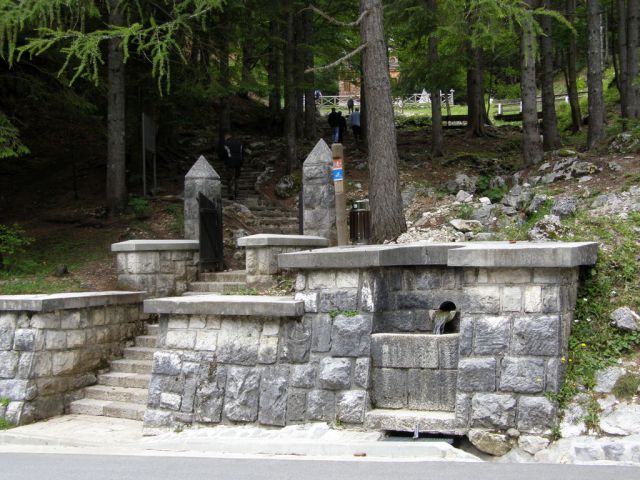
[112,240,199,297]
[142,309,372,433]
[0,292,145,425]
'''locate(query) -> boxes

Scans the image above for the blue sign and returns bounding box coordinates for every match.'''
[332,169,344,181]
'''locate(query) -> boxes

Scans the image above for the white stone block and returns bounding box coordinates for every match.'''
[524,286,542,313]
[336,271,360,288]
[45,330,67,350]
[307,271,336,290]
[165,330,196,350]
[501,287,522,312]
[160,392,182,411]
[195,330,218,351]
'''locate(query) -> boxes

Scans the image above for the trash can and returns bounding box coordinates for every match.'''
[349,199,370,245]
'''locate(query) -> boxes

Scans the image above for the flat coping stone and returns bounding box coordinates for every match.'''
[111,240,199,252]
[278,242,459,269]
[0,291,146,312]
[278,241,598,269]
[237,234,329,248]
[446,241,598,267]
[144,294,304,317]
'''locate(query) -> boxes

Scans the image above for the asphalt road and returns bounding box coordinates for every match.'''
[2,453,639,480]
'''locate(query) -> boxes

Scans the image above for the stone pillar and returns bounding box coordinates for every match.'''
[302,139,337,245]
[184,155,220,240]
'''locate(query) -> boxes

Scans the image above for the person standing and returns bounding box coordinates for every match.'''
[351,108,361,141]
[221,131,243,200]
[338,111,347,143]
[328,107,340,143]
[347,97,355,114]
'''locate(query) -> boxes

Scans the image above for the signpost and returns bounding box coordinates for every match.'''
[331,143,348,246]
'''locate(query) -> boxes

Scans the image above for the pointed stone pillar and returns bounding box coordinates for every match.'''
[302,139,336,245]
[184,155,220,240]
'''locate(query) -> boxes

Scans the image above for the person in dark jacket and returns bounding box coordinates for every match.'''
[221,131,243,200]
[338,111,347,143]
[327,108,340,143]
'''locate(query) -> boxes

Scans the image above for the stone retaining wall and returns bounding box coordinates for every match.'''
[0,292,145,425]
[112,240,199,297]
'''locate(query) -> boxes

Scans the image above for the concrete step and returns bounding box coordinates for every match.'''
[69,398,145,421]
[83,385,148,404]
[135,335,158,348]
[123,346,156,361]
[198,271,246,283]
[188,281,246,293]
[110,359,153,375]
[364,409,462,435]
[146,324,159,336]
[98,372,152,389]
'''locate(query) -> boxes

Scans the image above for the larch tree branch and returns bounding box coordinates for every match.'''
[302,4,369,27]
[305,42,367,73]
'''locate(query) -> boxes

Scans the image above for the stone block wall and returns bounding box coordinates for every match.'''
[113,240,199,297]
[143,310,372,432]
[0,292,145,425]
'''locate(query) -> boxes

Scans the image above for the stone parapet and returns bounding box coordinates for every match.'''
[144,294,305,317]
[112,240,199,297]
[0,292,145,426]
[238,234,328,288]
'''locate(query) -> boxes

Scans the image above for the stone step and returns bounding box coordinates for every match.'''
[110,359,153,375]
[123,346,156,361]
[135,335,158,348]
[259,217,299,224]
[198,271,247,283]
[69,398,146,421]
[146,324,159,336]
[98,372,152,389]
[364,409,462,435]
[83,385,149,404]
[188,281,247,293]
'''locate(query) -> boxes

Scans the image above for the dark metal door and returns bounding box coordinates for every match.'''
[198,193,224,272]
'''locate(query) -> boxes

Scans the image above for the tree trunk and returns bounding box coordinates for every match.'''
[521,1,544,166]
[627,0,639,117]
[467,47,486,137]
[587,0,606,148]
[540,0,561,150]
[618,0,629,120]
[566,0,582,132]
[303,8,317,139]
[284,2,297,173]
[294,12,305,139]
[107,0,127,214]
[360,66,367,143]
[360,0,406,242]
[268,20,282,122]
[428,34,443,157]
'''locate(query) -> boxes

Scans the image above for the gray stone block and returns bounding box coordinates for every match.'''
[517,396,557,432]
[407,369,457,411]
[0,351,18,378]
[371,368,407,408]
[217,319,261,365]
[511,315,560,356]
[286,389,307,422]
[257,336,279,364]
[160,392,182,411]
[336,390,367,424]
[396,292,431,310]
[462,287,500,314]
[306,389,335,421]
[224,366,260,422]
[474,316,510,354]
[438,335,459,368]
[279,317,311,363]
[501,287,522,312]
[541,286,561,313]
[13,329,40,351]
[294,292,319,313]
[311,314,332,352]
[455,393,472,428]
[378,311,415,332]
[318,357,351,390]
[499,357,545,393]
[458,317,473,356]
[259,366,289,426]
[153,351,182,376]
[318,290,358,312]
[371,334,439,369]
[194,382,224,424]
[545,357,566,393]
[0,379,34,401]
[415,269,442,290]
[330,314,372,357]
[165,330,196,350]
[354,358,371,388]
[290,364,317,388]
[471,393,517,429]
[458,358,497,392]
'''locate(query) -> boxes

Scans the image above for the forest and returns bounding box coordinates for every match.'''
[0,0,638,243]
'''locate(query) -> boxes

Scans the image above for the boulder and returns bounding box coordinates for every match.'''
[456,190,473,203]
[450,219,483,233]
[502,185,533,210]
[527,194,549,215]
[528,215,566,241]
[551,196,577,219]
[275,175,299,199]
[610,307,640,332]
[608,132,640,154]
[600,404,640,436]
[518,435,550,455]
[468,429,512,456]
[594,366,625,393]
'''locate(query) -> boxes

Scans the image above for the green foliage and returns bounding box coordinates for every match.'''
[612,374,640,400]
[475,175,508,203]
[0,224,32,268]
[0,418,15,430]
[453,203,474,220]
[222,286,259,295]
[164,203,184,236]
[128,196,150,219]
[0,111,29,158]
[0,398,8,407]
[328,309,359,318]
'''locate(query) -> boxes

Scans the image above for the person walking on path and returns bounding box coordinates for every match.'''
[328,108,340,143]
[347,97,354,114]
[350,108,361,142]
[338,111,347,143]
[221,131,243,200]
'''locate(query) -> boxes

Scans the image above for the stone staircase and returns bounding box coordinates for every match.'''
[69,324,158,421]
[184,270,247,295]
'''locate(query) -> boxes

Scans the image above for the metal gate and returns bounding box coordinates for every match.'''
[198,193,224,272]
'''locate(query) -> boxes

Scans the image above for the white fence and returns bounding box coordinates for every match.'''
[316,90,455,112]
